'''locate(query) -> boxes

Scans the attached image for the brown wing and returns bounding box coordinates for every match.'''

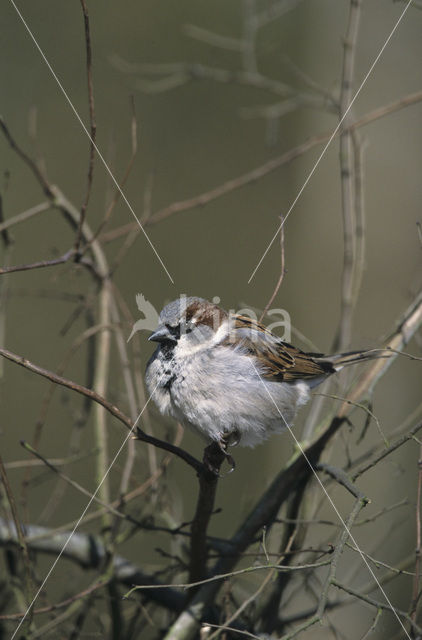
[223,314,334,383]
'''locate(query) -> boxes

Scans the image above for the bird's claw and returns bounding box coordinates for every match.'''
[203,430,239,476]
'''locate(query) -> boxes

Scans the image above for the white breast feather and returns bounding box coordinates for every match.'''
[147,338,311,447]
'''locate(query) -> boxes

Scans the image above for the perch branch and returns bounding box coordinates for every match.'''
[189,444,226,584]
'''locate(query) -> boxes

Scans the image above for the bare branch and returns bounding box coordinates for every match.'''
[316,462,367,501]
[0,117,53,197]
[335,0,362,351]
[0,346,203,473]
[0,201,51,234]
[332,580,421,635]
[75,0,97,253]
[0,455,34,631]
[189,444,226,583]
[100,91,422,239]
[0,248,75,275]
[162,290,422,639]
[0,518,184,614]
[410,445,422,623]
[259,215,285,322]
[352,420,422,481]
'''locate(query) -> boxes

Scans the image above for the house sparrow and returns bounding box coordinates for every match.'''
[145,297,384,451]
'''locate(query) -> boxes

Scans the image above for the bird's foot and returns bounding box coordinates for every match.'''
[203,429,240,476]
[224,427,241,448]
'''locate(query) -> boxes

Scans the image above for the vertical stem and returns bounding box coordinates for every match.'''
[260,216,285,323]
[410,444,422,623]
[51,189,114,523]
[317,497,366,619]
[189,444,225,584]
[93,278,112,522]
[351,129,366,305]
[0,195,12,378]
[336,0,362,351]
[76,0,96,252]
[109,295,138,496]
[0,454,34,632]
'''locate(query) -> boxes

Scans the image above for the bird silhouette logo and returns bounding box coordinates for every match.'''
[127,294,160,342]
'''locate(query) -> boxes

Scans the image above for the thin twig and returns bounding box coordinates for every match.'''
[126,559,331,596]
[345,542,416,577]
[317,498,367,619]
[259,215,285,322]
[100,90,422,239]
[89,97,139,248]
[410,444,422,623]
[22,316,98,520]
[253,497,304,633]
[4,450,97,470]
[207,533,299,640]
[332,580,421,635]
[112,285,159,484]
[0,580,107,621]
[316,463,368,501]
[0,346,203,473]
[92,279,112,522]
[359,608,383,640]
[353,420,422,482]
[0,117,53,197]
[314,391,388,447]
[0,454,34,631]
[0,249,75,275]
[20,441,137,522]
[0,201,51,234]
[75,0,96,253]
[337,291,422,417]
[109,295,138,496]
[27,443,181,543]
[0,194,12,247]
[351,130,367,308]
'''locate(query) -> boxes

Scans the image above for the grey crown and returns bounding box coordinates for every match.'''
[159,296,206,326]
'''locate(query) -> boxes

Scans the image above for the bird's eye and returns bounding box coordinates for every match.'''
[166,324,181,339]
[172,321,194,336]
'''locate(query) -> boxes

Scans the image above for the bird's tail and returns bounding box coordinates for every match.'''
[317,348,391,372]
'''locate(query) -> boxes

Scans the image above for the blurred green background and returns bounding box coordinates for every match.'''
[1,1,421,637]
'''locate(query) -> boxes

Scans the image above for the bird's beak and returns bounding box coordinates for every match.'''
[148,325,176,343]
